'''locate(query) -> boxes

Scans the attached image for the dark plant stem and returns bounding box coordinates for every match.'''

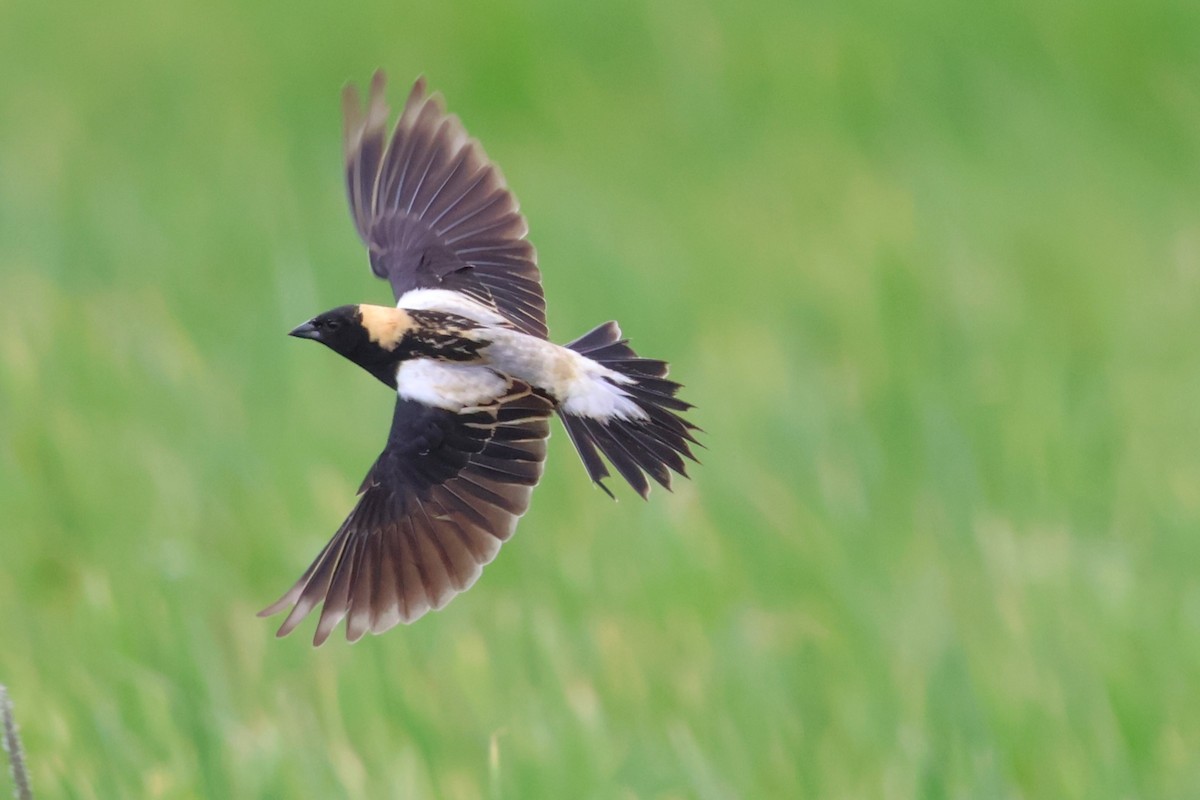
[0,686,32,800]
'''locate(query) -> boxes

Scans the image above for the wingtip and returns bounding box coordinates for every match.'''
[341,83,363,143]
[274,611,304,639]
[313,615,339,647]
[366,71,390,128]
[258,587,299,619]
[341,81,361,111]
[406,74,430,110]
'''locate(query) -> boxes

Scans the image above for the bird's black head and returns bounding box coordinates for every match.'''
[289,305,366,353]
[289,304,403,387]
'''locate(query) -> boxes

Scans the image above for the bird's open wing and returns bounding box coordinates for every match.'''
[342,71,548,338]
[260,380,552,645]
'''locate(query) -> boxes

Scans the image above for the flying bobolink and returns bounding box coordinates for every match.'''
[260,72,699,645]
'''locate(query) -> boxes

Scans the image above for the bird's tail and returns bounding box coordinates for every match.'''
[560,321,700,498]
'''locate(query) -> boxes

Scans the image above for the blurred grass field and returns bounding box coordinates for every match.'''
[2,0,1200,796]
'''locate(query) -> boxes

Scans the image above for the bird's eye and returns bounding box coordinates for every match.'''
[326,319,342,331]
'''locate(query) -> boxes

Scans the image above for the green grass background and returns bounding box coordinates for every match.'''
[2,0,1199,796]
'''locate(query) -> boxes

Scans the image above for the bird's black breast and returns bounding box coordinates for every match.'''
[369,399,488,494]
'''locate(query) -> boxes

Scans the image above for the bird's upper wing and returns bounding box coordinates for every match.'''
[342,71,548,338]
[260,379,552,645]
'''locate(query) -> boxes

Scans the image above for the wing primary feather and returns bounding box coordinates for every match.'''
[436,192,510,240]
[407,116,450,216]
[427,162,490,230]
[408,497,457,608]
[313,534,361,646]
[345,533,380,643]
[434,484,500,550]
[371,525,402,632]
[402,113,445,215]
[417,147,470,221]
[258,531,337,618]
[394,99,443,213]
[398,516,433,619]
[421,496,482,590]
[387,517,412,623]
[272,531,348,638]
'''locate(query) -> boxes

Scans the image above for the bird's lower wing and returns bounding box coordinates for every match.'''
[260,380,552,645]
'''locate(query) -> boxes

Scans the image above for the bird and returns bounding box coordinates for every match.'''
[259,71,699,645]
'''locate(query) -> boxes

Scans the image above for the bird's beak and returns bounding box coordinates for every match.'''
[289,320,320,340]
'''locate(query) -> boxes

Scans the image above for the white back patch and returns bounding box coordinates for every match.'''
[396,360,508,411]
[397,289,508,326]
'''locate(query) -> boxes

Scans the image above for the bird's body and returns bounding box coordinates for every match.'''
[261,72,698,644]
[357,294,649,420]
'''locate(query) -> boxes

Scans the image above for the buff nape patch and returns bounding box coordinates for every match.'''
[358,305,412,350]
